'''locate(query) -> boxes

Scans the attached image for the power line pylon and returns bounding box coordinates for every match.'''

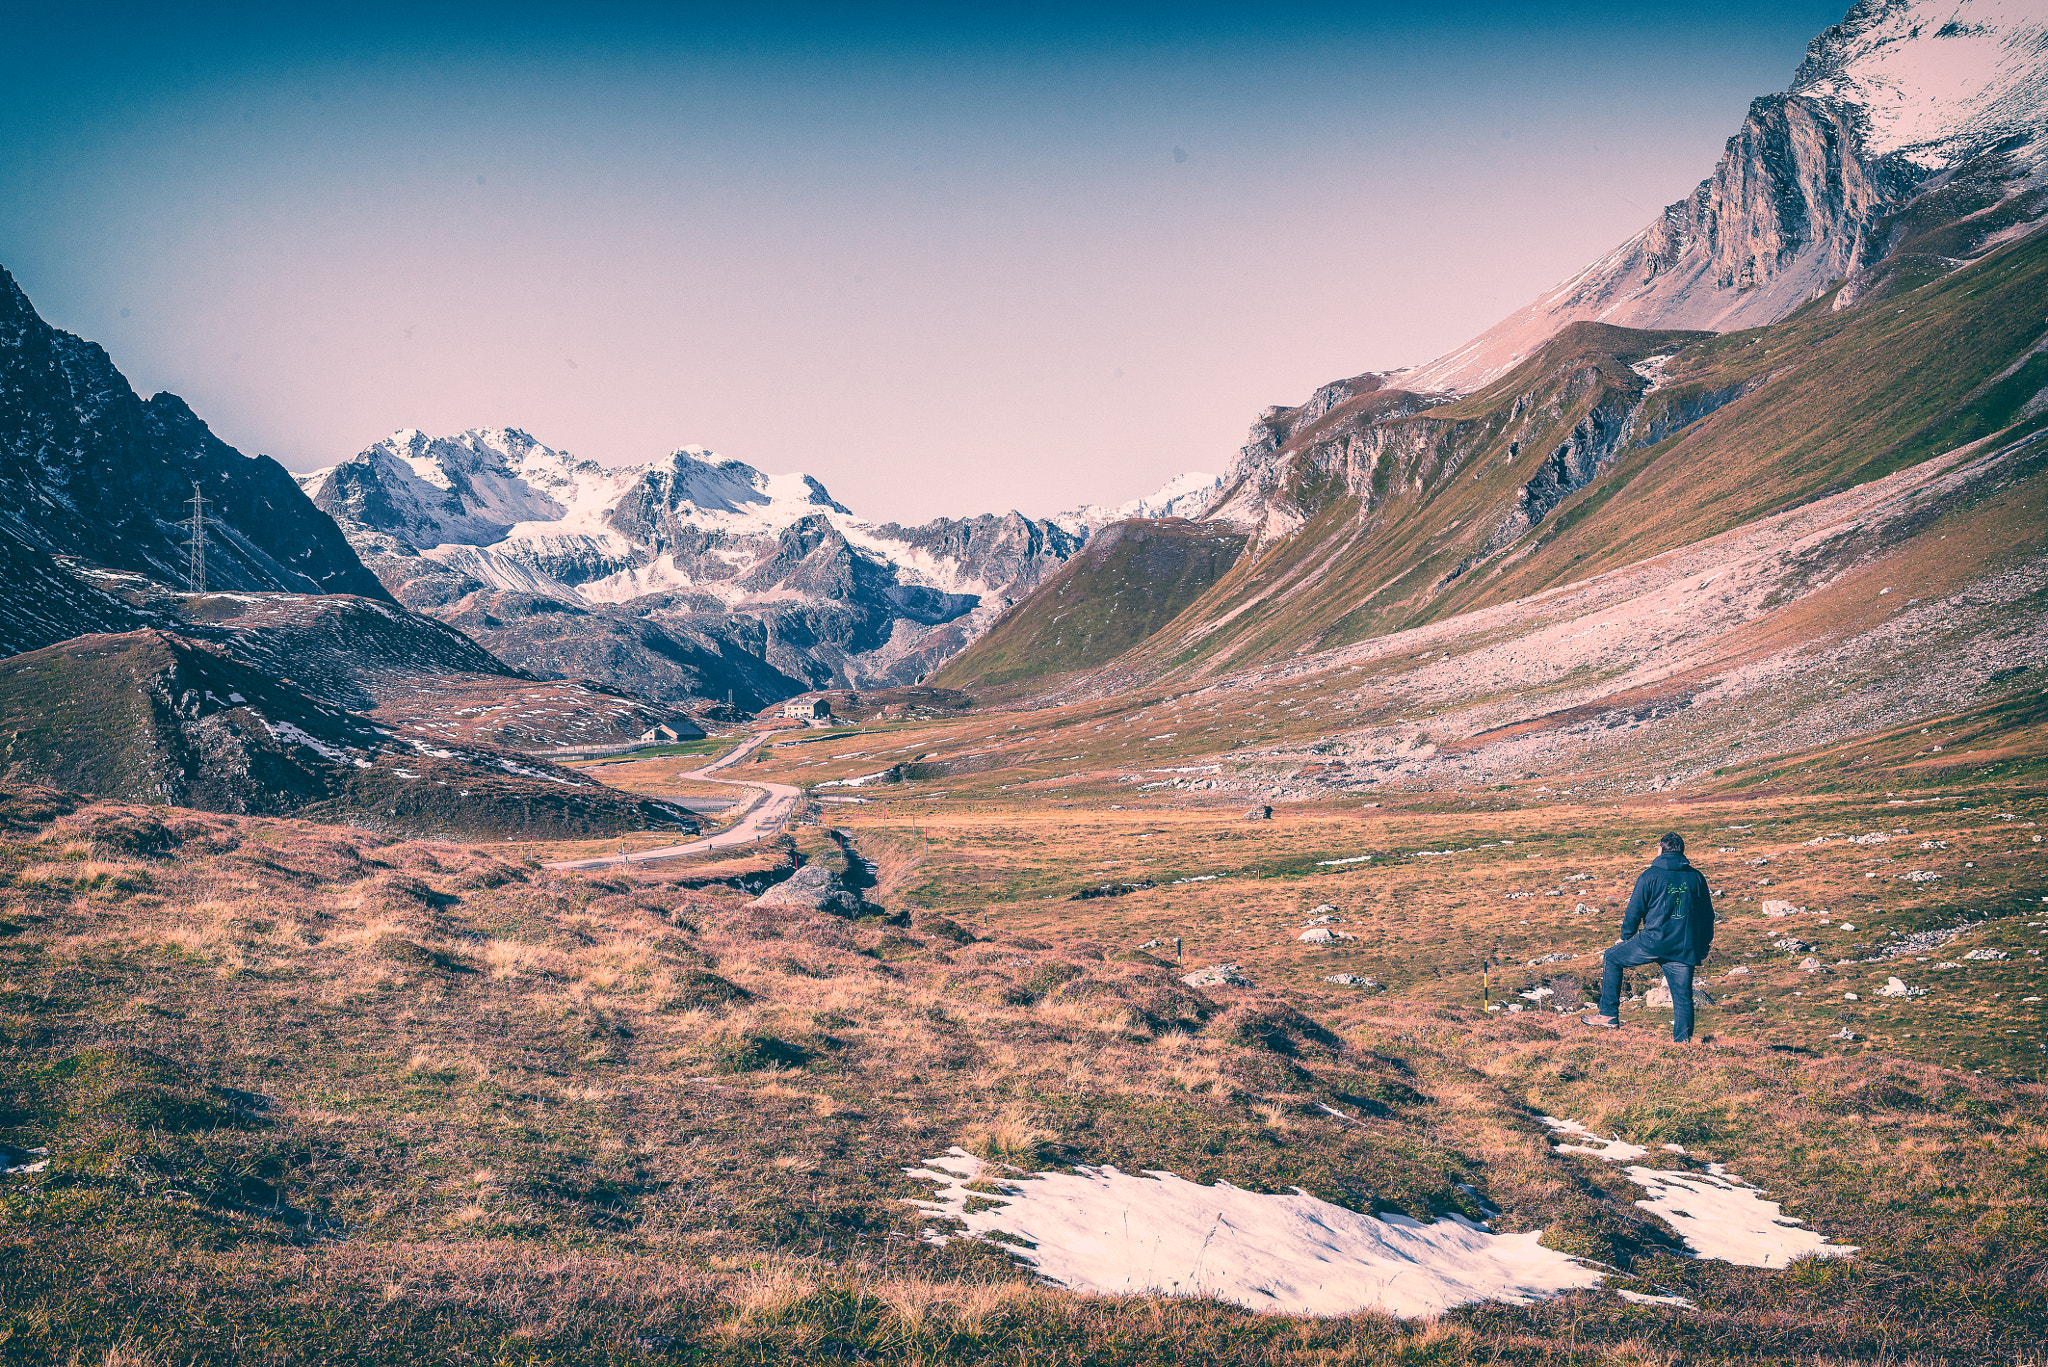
[184,483,210,592]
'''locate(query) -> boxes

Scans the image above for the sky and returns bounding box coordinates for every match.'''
[1,1,1848,524]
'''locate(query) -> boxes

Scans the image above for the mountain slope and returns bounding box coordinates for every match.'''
[979,221,2048,701]
[1403,0,2048,393]
[0,631,691,838]
[934,518,1249,695]
[0,268,390,660]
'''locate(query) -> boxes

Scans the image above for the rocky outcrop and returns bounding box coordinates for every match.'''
[1204,376,1449,539]
[1206,326,1712,562]
[750,864,863,917]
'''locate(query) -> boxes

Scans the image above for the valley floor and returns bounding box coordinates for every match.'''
[2,680,2044,1364]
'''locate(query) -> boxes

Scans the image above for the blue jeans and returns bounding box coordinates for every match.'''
[1600,940,1696,1042]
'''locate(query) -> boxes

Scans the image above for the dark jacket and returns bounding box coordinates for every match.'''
[1619,852,1714,965]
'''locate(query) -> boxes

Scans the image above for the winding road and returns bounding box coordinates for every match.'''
[544,730,803,870]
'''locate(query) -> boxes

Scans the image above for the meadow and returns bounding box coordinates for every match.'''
[2,682,2044,1364]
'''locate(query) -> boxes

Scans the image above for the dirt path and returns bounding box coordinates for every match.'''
[544,731,802,869]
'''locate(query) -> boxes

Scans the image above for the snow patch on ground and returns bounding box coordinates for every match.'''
[259,719,370,768]
[906,1149,1607,1317]
[816,768,895,788]
[496,757,582,786]
[1541,1117,1649,1161]
[1543,1118,1857,1269]
[1616,1288,1695,1309]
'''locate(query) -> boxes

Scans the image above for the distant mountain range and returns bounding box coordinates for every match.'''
[1053,471,1223,534]
[0,273,708,835]
[300,428,1213,705]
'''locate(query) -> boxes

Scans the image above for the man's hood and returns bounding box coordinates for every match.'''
[1651,852,1693,869]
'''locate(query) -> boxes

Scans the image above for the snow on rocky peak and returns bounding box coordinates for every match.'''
[622,446,852,537]
[1396,0,2048,395]
[299,428,851,553]
[1053,470,1222,534]
[299,428,602,549]
[1793,0,2048,166]
[305,426,1101,695]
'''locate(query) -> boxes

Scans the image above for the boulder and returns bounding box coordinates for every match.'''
[1243,805,1272,821]
[1761,899,1804,917]
[750,864,862,916]
[1325,973,1381,990]
[1296,927,1354,943]
[1182,963,1252,988]
[1645,981,1714,1010]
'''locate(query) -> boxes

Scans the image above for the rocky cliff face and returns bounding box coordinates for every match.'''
[0,268,392,654]
[1401,0,2048,393]
[305,427,1092,702]
[1203,325,1718,587]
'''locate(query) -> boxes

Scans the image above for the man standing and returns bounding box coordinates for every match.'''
[1581,832,1714,1042]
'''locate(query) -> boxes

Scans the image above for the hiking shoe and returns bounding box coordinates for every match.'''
[1580,1013,1619,1029]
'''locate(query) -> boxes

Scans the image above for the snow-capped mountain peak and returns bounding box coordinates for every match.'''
[627,446,853,535]
[298,427,602,549]
[1394,0,2048,395]
[297,428,854,551]
[1054,470,1223,534]
[1792,0,2048,166]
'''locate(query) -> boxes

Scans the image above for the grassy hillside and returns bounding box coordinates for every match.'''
[1065,225,2048,685]
[934,518,1246,694]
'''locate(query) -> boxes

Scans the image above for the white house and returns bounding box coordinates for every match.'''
[780,698,831,720]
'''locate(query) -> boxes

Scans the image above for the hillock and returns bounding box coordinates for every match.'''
[0,632,692,839]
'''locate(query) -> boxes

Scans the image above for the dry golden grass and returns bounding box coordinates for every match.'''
[1,779,2044,1365]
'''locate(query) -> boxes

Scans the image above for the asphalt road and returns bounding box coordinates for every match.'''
[543,731,803,870]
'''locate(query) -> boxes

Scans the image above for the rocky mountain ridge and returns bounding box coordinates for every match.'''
[956,209,2048,698]
[304,429,1215,704]
[1052,470,1223,534]
[1398,0,2048,394]
[0,267,391,657]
